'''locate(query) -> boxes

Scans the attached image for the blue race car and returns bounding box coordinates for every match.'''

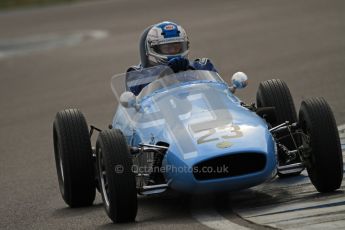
[53,65,343,223]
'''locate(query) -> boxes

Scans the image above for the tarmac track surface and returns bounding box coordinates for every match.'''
[0,0,344,229]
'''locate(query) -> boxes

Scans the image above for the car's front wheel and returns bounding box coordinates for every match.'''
[96,129,137,223]
[53,109,95,207]
[256,79,304,177]
[299,97,343,192]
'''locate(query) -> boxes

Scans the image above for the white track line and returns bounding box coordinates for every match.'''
[0,30,108,59]
[339,124,345,150]
[191,196,251,230]
[192,209,250,230]
[337,124,345,132]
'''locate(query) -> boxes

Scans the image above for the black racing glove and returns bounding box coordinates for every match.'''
[167,57,190,73]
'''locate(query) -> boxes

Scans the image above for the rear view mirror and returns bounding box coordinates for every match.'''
[231,72,248,89]
[120,91,137,108]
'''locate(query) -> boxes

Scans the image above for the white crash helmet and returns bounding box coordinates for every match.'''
[145,21,189,65]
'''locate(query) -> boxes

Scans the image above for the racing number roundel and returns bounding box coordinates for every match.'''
[164,24,175,31]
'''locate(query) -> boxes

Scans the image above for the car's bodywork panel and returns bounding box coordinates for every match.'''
[111,67,277,193]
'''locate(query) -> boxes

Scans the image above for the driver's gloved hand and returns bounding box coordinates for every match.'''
[167,57,189,73]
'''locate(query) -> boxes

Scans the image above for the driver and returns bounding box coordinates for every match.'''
[127,21,218,95]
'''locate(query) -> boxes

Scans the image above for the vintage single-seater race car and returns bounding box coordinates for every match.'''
[53,65,343,223]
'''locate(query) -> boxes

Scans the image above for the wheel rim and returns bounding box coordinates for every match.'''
[98,148,110,208]
[54,129,65,196]
[59,151,65,183]
[300,116,314,174]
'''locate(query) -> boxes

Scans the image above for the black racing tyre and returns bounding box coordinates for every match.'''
[256,79,303,177]
[53,109,95,207]
[96,129,137,223]
[299,97,343,192]
[256,79,298,133]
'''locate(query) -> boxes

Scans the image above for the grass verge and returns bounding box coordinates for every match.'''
[0,0,86,10]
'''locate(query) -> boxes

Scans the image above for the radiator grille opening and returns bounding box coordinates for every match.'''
[193,153,266,180]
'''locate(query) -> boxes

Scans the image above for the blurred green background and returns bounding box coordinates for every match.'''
[0,0,85,10]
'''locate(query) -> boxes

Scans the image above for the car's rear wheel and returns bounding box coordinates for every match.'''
[256,79,304,177]
[53,109,95,207]
[299,97,343,192]
[96,129,137,223]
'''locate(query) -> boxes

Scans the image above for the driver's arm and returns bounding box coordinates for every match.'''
[126,67,149,96]
[192,58,218,72]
